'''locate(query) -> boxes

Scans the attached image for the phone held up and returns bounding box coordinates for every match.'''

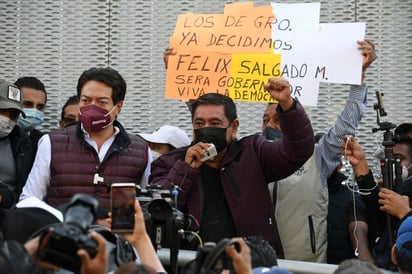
[110,182,136,233]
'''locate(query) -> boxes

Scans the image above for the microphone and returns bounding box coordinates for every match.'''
[373,148,384,160]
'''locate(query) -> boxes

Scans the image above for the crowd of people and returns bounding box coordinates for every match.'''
[0,37,411,274]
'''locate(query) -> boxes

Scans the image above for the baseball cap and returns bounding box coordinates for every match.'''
[395,122,412,137]
[396,216,412,258]
[0,80,25,116]
[139,125,191,149]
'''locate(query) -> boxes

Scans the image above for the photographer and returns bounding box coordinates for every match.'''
[225,238,253,274]
[0,231,108,274]
[224,237,292,274]
[1,194,109,274]
[120,200,167,274]
[343,133,412,270]
[185,237,291,274]
[107,198,169,274]
[1,197,166,274]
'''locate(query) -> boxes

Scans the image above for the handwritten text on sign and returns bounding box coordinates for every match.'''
[166,2,365,106]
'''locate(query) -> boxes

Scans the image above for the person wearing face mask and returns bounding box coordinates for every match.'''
[19,67,152,226]
[260,39,377,264]
[344,132,412,271]
[262,103,283,141]
[138,125,191,159]
[59,95,79,128]
[149,77,315,256]
[14,77,47,155]
[0,80,37,225]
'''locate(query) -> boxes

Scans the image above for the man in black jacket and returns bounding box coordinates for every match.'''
[343,130,412,271]
[0,80,36,224]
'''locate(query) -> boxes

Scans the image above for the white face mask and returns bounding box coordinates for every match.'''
[150,150,162,160]
[0,115,16,138]
[402,163,412,180]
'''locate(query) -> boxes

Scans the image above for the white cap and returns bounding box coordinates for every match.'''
[16,197,64,222]
[139,125,191,149]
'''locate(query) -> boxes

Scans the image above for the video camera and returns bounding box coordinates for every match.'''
[37,194,99,274]
[137,184,189,249]
[137,184,199,272]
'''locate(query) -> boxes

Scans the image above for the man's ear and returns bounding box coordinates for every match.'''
[116,100,124,115]
[231,119,239,138]
[391,244,398,266]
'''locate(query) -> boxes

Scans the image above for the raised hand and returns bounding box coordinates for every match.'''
[264,78,294,111]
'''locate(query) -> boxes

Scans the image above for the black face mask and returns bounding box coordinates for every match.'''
[262,126,283,141]
[194,127,228,153]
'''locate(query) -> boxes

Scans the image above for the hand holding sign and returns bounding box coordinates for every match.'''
[357,38,377,83]
[163,47,176,69]
[166,2,366,106]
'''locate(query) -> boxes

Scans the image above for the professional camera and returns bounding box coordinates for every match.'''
[37,194,99,274]
[137,185,199,271]
[137,185,187,249]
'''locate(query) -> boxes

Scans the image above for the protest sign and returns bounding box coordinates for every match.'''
[166,2,365,106]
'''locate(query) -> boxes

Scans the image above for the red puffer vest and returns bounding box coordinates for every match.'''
[47,122,148,210]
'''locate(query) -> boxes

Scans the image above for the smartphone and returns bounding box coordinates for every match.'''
[110,182,136,233]
[375,91,387,117]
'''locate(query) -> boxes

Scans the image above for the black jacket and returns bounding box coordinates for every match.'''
[348,171,412,270]
[327,169,355,264]
[0,240,52,274]
[0,240,35,274]
[0,125,36,208]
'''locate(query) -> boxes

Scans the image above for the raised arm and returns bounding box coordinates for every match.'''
[261,78,315,180]
[122,200,166,273]
[317,39,377,187]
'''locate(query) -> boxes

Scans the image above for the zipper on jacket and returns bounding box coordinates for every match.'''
[308,215,316,254]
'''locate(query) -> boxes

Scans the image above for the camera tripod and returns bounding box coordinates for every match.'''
[372,92,402,246]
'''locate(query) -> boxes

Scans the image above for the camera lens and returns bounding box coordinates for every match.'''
[147,199,174,220]
[65,194,99,231]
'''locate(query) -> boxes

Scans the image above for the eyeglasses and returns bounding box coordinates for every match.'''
[62,117,77,127]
